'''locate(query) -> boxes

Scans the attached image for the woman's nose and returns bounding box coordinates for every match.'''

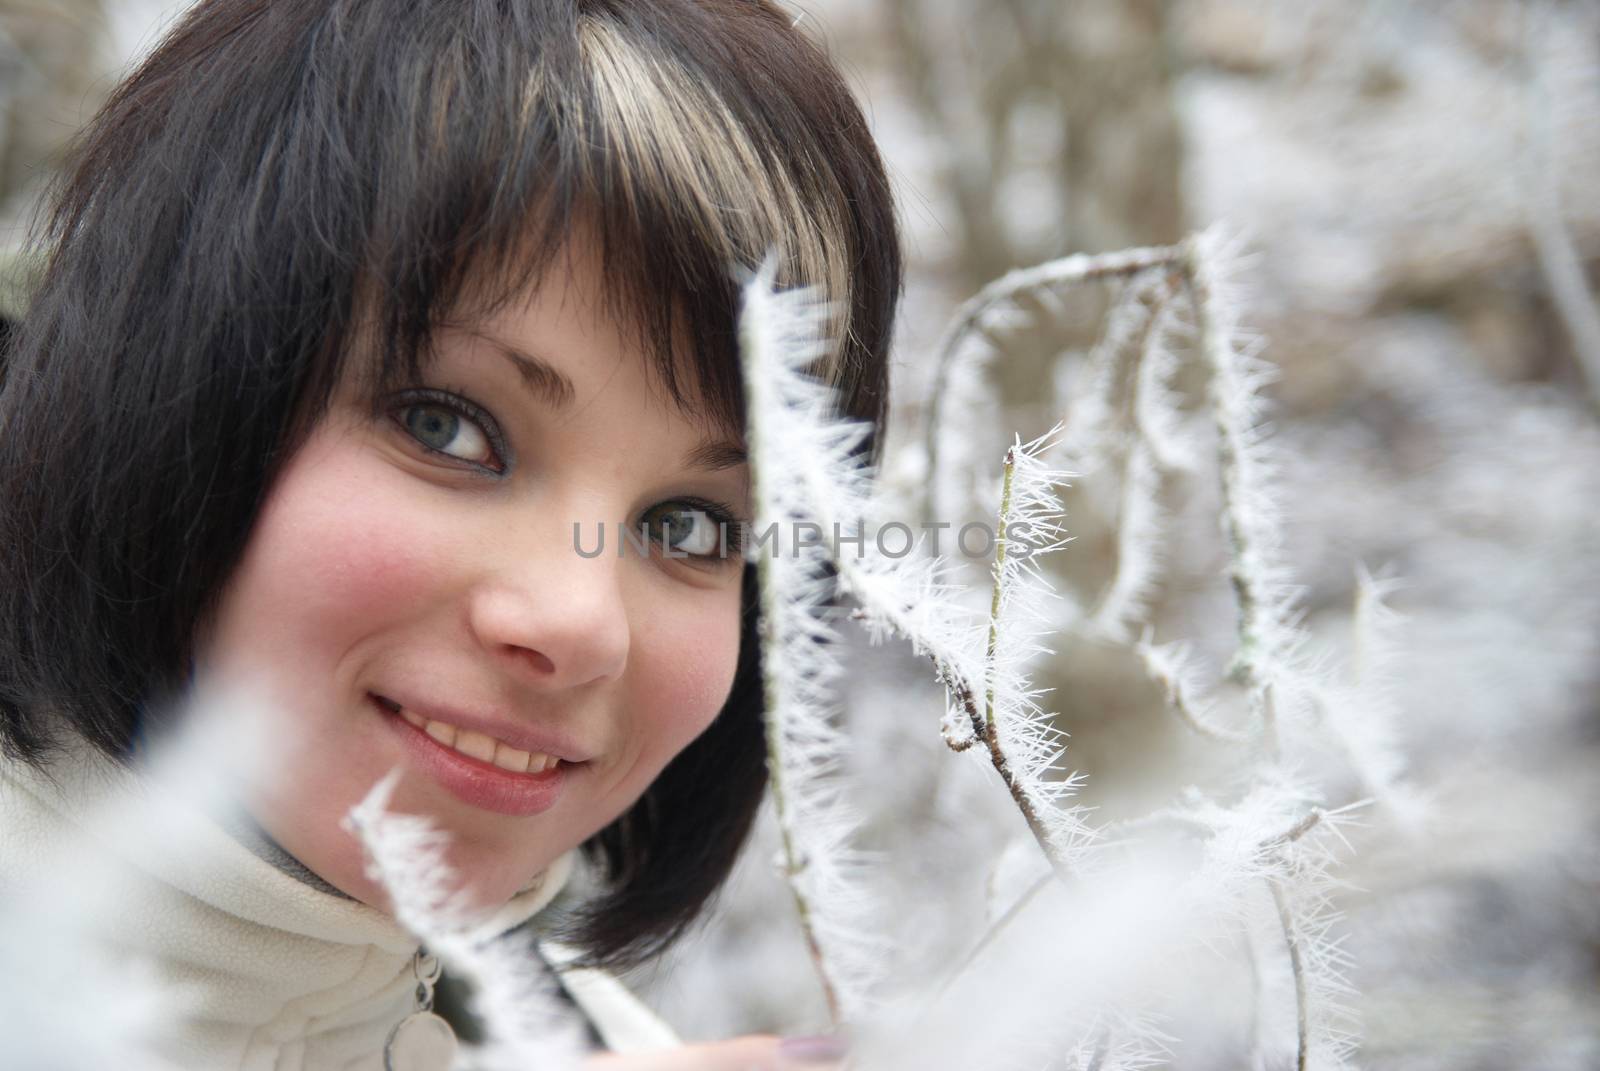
[466,544,630,690]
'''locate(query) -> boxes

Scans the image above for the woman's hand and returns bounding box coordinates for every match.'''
[583,1034,846,1070]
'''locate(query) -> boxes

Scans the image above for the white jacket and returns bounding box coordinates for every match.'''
[0,738,676,1068]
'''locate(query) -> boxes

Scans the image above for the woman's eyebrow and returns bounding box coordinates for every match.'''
[458,327,577,410]
[684,440,748,472]
[453,325,744,472]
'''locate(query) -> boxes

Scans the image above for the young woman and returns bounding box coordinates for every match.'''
[0,1,899,1066]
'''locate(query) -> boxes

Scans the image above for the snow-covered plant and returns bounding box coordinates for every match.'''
[343,771,586,1071]
[0,686,295,1068]
[963,426,1097,874]
[736,266,896,1021]
[736,251,1124,1020]
[730,225,1415,1070]
[0,682,588,1071]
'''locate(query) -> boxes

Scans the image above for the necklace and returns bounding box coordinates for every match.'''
[383,948,459,1071]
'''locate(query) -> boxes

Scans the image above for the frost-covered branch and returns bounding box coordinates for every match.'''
[1349,564,1403,689]
[934,868,1053,1001]
[1522,4,1600,416]
[738,266,891,1021]
[1051,272,1192,643]
[961,430,1096,877]
[343,772,584,1071]
[1240,812,1334,1071]
[1135,631,1250,745]
[736,229,1401,1068]
[1052,271,1169,475]
[1089,442,1167,641]
[741,266,1096,912]
[1267,877,1310,1071]
[1176,230,1411,814]
[1262,807,1360,1071]
[924,244,1184,521]
[1180,229,1292,716]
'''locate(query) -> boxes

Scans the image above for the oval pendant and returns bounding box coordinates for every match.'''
[384,1010,459,1071]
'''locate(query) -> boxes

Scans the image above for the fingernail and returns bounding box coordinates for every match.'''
[779,1034,848,1063]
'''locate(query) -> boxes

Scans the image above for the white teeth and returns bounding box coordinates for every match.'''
[454,729,496,763]
[493,742,531,773]
[391,700,561,773]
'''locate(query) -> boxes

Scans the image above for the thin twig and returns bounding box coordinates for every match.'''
[1156,666,1251,745]
[940,657,1063,881]
[1267,809,1324,850]
[756,626,842,1024]
[1267,877,1309,1071]
[923,244,1184,522]
[1523,3,1600,417]
[1090,441,1162,635]
[1244,927,1267,1071]
[1130,281,1196,473]
[1055,270,1170,474]
[932,869,1053,1001]
[1084,1025,1111,1071]
[1135,632,1251,745]
[741,290,844,1025]
[1083,278,1186,636]
[982,446,1016,738]
[954,443,1073,879]
[1258,809,1323,1071]
[1179,233,1278,736]
[925,809,1322,1050]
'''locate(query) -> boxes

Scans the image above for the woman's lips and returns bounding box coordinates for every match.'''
[371,694,570,817]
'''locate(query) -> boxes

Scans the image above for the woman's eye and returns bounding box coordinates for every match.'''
[390,393,505,473]
[641,503,738,562]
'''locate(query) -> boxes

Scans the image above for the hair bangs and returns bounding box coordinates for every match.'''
[352,0,861,447]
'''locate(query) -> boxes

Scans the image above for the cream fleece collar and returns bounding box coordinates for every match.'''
[0,739,573,1070]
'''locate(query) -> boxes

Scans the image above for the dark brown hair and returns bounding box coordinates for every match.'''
[0,0,899,966]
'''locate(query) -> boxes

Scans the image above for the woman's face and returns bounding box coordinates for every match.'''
[194,238,749,912]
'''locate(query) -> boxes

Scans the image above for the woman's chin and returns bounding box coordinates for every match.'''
[445,849,557,914]
[316,856,530,921]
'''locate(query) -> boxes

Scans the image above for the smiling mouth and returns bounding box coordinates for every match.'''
[370,694,563,776]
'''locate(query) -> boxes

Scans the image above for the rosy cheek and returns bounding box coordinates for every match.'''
[275,507,433,621]
[209,447,442,673]
[633,596,744,754]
